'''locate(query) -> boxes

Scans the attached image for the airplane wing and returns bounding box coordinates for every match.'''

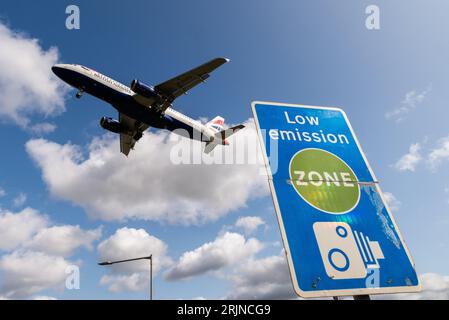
[153,57,229,113]
[119,112,149,156]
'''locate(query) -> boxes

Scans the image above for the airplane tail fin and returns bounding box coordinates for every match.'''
[206,116,225,132]
[204,124,245,154]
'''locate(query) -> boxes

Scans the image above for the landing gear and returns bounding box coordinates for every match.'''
[75,89,84,99]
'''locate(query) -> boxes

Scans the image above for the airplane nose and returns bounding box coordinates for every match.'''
[51,64,80,88]
[51,64,72,82]
[52,63,66,72]
[52,65,63,77]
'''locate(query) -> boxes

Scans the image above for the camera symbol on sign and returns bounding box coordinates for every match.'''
[313,222,385,280]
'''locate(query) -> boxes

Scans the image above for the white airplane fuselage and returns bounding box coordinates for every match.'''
[51,64,218,143]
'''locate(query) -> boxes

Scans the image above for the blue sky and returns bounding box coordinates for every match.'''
[1,0,449,299]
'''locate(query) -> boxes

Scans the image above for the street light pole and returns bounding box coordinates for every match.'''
[98,254,154,300]
[353,294,371,300]
[150,255,153,301]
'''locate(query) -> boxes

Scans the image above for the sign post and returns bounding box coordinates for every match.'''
[252,101,420,298]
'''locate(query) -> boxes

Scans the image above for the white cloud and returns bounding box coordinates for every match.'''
[393,137,449,173]
[383,192,401,212]
[225,254,296,300]
[0,250,72,299]
[0,207,101,256]
[393,136,449,174]
[26,119,268,224]
[12,193,27,208]
[32,295,58,300]
[165,232,263,281]
[100,273,147,293]
[0,22,67,130]
[377,273,449,300]
[27,225,102,257]
[29,122,57,135]
[394,143,422,172]
[0,187,5,197]
[386,87,431,123]
[428,137,449,170]
[97,227,172,293]
[0,207,102,298]
[0,208,49,251]
[235,216,266,235]
[97,227,171,274]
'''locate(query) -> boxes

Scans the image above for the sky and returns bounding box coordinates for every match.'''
[0,0,449,300]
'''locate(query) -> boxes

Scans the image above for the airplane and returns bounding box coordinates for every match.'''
[51,58,244,156]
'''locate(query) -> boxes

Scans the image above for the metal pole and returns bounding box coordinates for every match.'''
[98,254,154,300]
[150,255,153,300]
[353,295,370,300]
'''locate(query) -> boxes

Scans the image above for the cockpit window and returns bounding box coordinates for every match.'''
[81,66,90,71]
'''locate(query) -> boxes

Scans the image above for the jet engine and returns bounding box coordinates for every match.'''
[130,80,158,99]
[100,117,123,134]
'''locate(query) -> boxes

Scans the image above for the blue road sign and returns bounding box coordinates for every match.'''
[252,101,420,298]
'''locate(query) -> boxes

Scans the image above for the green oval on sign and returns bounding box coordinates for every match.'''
[289,148,360,214]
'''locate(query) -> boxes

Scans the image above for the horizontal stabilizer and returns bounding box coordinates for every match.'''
[203,124,245,154]
[216,124,245,141]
